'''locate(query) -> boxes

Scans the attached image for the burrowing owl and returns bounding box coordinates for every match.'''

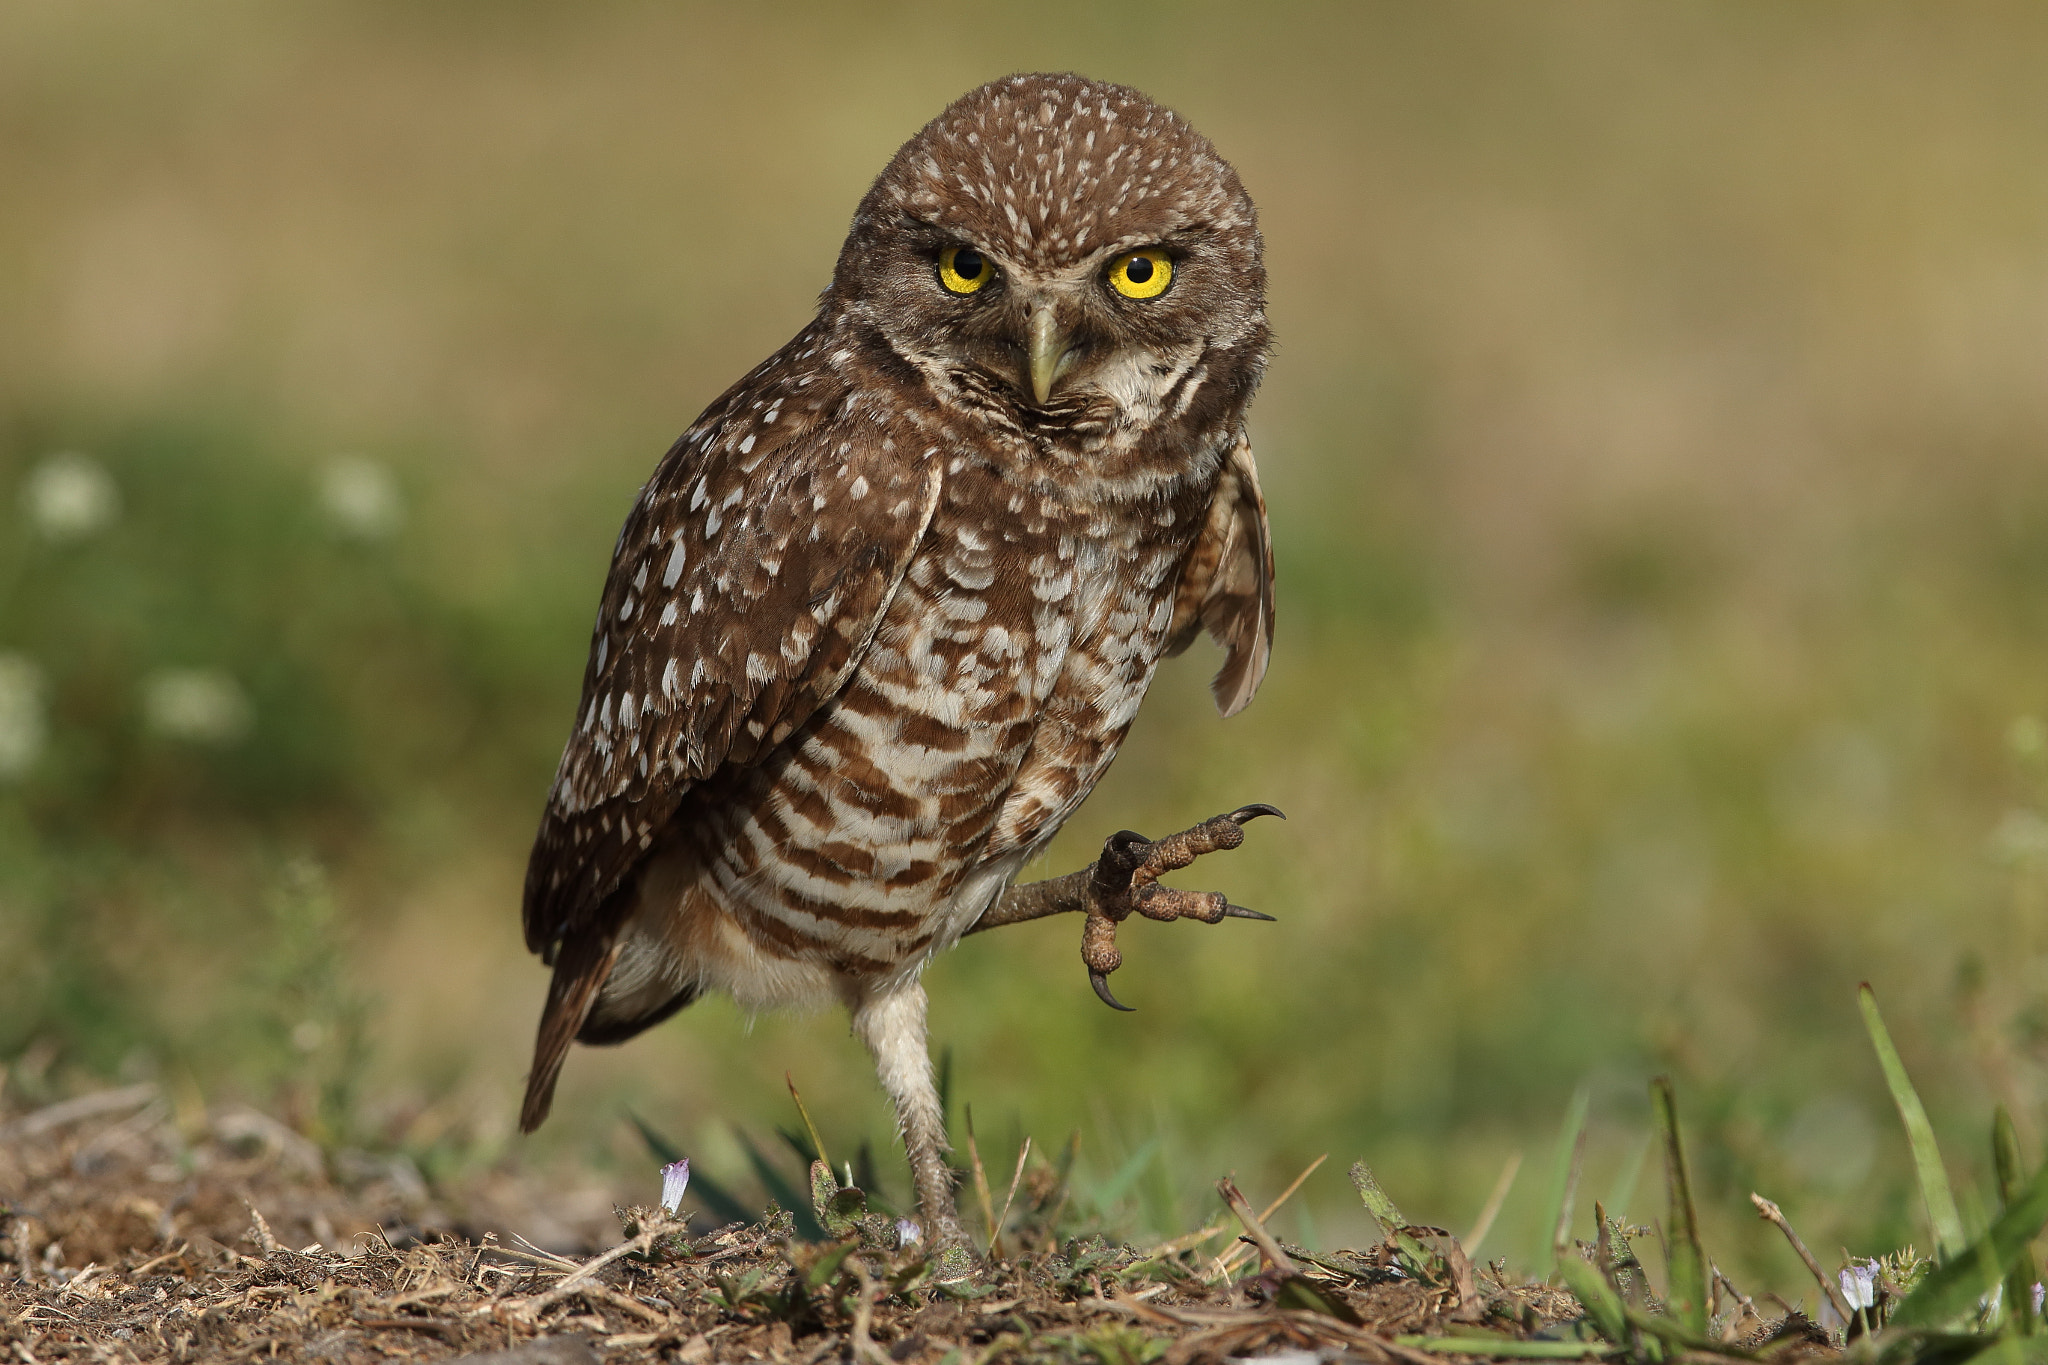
[520,72,1277,1257]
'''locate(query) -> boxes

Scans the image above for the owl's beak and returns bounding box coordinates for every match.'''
[1026,305,1080,405]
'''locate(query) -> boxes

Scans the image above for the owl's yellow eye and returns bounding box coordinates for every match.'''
[937,245,995,295]
[1108,249,1173,300]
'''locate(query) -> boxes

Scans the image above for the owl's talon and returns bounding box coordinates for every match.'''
[1076,803,1278,1006]
[1090,970,1136,1012]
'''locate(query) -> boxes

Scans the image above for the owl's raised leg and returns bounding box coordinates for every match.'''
[846,977,974,1278]
[967,804,1282,1010]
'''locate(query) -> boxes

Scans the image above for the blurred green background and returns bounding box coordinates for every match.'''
[8,0,2048,1285]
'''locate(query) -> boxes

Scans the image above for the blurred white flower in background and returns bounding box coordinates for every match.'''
[142,668,252,744]
[21,452,119,542]
[319,456,403,539]
[1994,808,2048,865]
[0,655,47,779]
[2010,715,2047,761]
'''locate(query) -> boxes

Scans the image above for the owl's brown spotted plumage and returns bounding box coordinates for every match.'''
[521,72,1276,1259]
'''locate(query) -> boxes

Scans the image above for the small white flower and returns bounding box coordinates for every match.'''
[142,668,252,744]
[320,456,403,539]
[659,1158,690,1214]
[22,452,119,541]
[894,1218,921,1248]
[2033,1282,2044,1316]
[2013,717,2048,760]
[0,655,46,779]
[1840,1260,1878,1312]
[1994,809,2048,864]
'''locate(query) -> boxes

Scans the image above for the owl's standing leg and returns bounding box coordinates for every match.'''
[847,977,973,1273]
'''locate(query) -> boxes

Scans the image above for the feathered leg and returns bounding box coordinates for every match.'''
[847,978,972,1274]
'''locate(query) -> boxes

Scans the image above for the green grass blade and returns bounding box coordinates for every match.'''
[785,1072,832,1174]
[1349,1158,1411,1234]
[1995,1107,2040,1336]
[1540,1087,1591,1275]
[1651,1077,1708,1336]
[1090,1136,1162,1212]
[1555,1254,1630,1346]
[1890,1144,2048,1329]
[1860,983,1968,1260]
[1397,1336,1614,1358]
[1956,1337,2048,1365]
[1349,1160,1435,1277]
[1604,1132,1651,1224]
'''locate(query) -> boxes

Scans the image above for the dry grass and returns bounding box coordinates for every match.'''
[0,1083,1866,1365]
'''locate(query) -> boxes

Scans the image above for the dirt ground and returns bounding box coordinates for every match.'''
[1,1084,1822,1364]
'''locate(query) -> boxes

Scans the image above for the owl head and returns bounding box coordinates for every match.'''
[831,73,1268,436]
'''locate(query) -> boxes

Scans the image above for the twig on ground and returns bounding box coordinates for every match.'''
[1217,1175,1298,1276]
[1714,1261,1762,1341]
[487,1239,582,1272]
[1,1084,158,1140]
[131,1244,190,1278]
[1216,1153,1328,1277]
[849,1259,892,1365]
[1750,1194,1852,1325]
[509,1213,687,1322]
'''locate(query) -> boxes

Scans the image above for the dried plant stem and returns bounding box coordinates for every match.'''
[1750,1193,1853,1325]
[785,1072,831,1173]
[511,1213,686,1321]
[1217,1175,1299,1276]
[1215,1153,1328,1276]
[849,1260,892,1365]
[1714,1261,1760,1341]
[988,1137,1032,1260]
[505,1234,581,1271]
[964,1106,997,1253]
[243,1201,280,1255]
[1466,1151,1523,1255]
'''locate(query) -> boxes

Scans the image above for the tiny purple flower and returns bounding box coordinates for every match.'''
[894,1218,922,1248]
[660,1158,691,1214]
[1840,1261,1878,1312]
[2035,1282,2045,1316]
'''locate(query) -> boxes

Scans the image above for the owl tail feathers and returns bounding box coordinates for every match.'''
[520,931,625,1133]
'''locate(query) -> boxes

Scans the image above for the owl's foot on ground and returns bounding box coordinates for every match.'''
[1079,803,1283,1011]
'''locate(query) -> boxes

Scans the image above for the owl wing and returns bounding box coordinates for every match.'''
[523,374,944,958]
[1166,430,1275,717]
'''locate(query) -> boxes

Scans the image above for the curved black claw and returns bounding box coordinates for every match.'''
[1222,903,1277,922]
[1090,970,1136,1012]
[1228,803,1287,824]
